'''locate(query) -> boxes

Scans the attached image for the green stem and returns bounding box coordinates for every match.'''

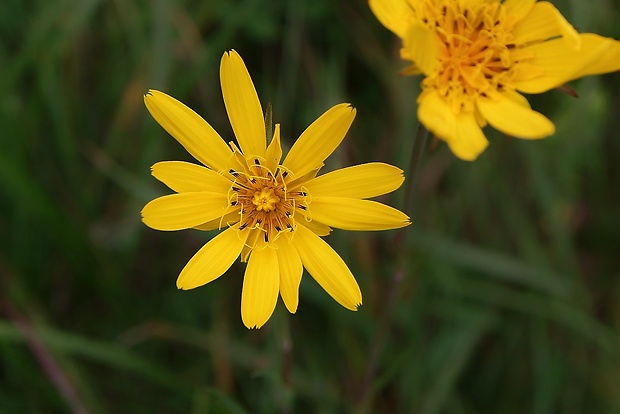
[404,124,430,217]
[357,124,429,411]
[275,307,293,414]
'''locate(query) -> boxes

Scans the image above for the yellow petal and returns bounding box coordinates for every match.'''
[418,90,489,161]
[502,89,531,109]
[503,0,537,23]
[275,236,303,314]
[240,229,262,263]
[142,192,229,231]
[296,219,332,237]
[512,62,545,84]
[418,90,456,144]
[220,50,266,158]
[241,247,279,329]
[193,211,240,231]
[512,1,580,48]
[144,90,232,172]
[286,167,321,190]
[292,224,361,310]
[264,123,282,173]
[476,93,555,139]
[151,161,232,193]
[368,0,414,38]
[516,34,620,94]
[403,21,437,75]
[303,163,404,199]
[282,104,356,180]
[446,113,490,161]
[305,198,410,231]
[177,225,248,290]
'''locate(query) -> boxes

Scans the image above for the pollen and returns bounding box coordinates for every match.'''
[421,0,519,113]
[228,161,301,244]
[252,188,280,212]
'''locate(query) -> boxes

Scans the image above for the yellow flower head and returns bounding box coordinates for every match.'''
[370,0,620,160]
[142,50,410,329]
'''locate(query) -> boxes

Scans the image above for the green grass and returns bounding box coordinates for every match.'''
[1,0,620,412]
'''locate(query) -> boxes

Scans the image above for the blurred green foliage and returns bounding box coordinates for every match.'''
[1,0,620,413]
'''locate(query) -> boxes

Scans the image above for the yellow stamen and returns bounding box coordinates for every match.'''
[252,188,280,212]
[421,0,519,113]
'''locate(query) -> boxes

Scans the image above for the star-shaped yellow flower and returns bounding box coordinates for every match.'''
[142,50,410,329]
[370,0,620,160]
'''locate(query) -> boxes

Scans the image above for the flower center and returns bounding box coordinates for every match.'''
[420,0,519,113]
[252,188,280,212]
[228,158,309,244]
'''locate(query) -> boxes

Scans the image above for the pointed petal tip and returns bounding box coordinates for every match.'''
[242,319,267,329]
[144,89,160,101]
[176,279,190,290]
[345,300,362,311]
[221,49,242,63]
[334,102,356,114]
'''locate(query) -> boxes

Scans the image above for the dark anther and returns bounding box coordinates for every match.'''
[239,223,248,230]
[229,169,239,176]
[275,226,281,231]
[231,201,238,206]
[282,171,289,178]
[264,233,269,242]
[256,218,262,224]
[298,205,307,210]
[232,187,240,192]
[285,211,292,217]
[254,158,260,165]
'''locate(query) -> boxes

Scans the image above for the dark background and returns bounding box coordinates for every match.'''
[1,0,619,412]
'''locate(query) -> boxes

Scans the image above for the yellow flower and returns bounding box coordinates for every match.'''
[370,0,620,160]
[142,50,410,329]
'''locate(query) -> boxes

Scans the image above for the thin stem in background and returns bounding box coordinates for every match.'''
[404,124,430,219]
[357,125,429,410]
[276,307,293,414]
[0,292,92,414]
